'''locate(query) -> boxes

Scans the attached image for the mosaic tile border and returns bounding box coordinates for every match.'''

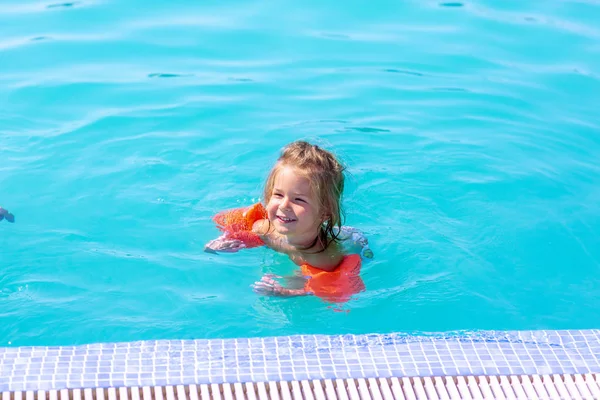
[1,330,599,392]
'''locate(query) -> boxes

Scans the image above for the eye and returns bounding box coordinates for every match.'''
[273,193,283,198]
[296,198,306,203]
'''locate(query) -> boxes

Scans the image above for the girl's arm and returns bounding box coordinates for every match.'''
[204,219,271,254]
[204,234,247,253]
[252,274,312,297]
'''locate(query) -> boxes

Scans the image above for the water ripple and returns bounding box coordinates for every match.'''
[46,2,79,9]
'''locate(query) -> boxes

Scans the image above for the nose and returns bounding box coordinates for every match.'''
[279,196,291,210]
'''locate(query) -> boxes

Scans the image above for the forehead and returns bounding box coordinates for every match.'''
[273,166,312,193]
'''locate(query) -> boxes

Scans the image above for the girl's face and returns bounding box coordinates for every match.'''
[266,166,323,245]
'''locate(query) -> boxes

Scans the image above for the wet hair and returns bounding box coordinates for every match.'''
[263,140,346,251]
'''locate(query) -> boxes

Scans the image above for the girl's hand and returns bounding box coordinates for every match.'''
[204,235,246,253]
[335,226,374,259]
[252,274,311,297]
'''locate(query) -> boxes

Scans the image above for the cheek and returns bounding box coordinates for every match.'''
[294,205,313,220]
[266,202,277,217]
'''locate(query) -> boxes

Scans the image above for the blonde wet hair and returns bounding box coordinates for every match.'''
[263,140,346,250]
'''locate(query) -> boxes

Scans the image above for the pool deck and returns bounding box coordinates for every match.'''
[1,329,599,392]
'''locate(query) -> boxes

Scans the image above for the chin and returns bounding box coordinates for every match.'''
[276,223,299,237]
[275,225,292,234]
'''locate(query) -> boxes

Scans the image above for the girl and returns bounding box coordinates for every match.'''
[205,141,371,301]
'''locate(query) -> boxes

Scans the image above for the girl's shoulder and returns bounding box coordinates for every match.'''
[251,218,270,235]
[252,220,296,254]
[296,241,344,272]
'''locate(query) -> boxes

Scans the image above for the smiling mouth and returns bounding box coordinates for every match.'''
[276,215,296,223]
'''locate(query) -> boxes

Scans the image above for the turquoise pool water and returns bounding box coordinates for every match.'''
[1,0,600,347]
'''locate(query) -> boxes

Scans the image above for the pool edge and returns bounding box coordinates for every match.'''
[1,329,599,392]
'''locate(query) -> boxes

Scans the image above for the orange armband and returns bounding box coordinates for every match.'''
[212,202,267,248]
[301,254,364,303]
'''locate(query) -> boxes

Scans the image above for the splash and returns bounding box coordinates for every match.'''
[0,206,14,223]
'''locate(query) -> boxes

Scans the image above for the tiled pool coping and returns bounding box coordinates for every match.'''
[1,330,599,392]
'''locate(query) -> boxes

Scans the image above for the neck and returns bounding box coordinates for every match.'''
[286,230,323,252]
